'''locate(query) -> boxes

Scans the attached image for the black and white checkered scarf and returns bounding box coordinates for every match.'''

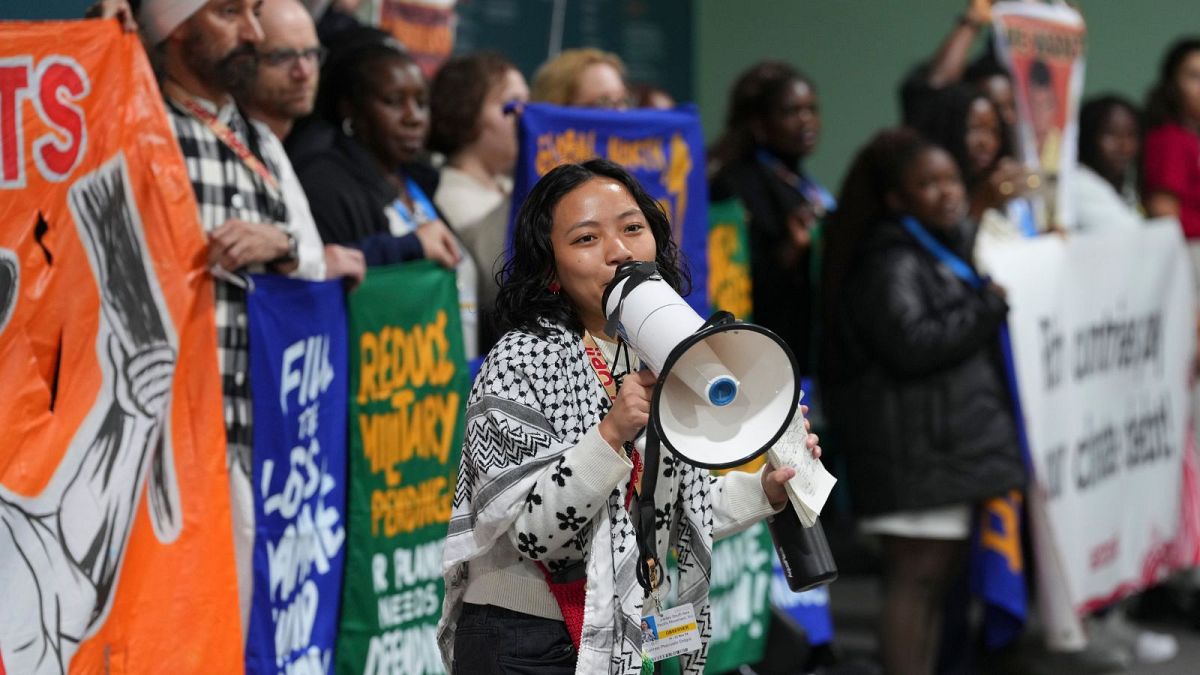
[439,321,714,674]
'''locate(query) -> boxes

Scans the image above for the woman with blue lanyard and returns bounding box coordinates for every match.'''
[291,31,483,357]
[819,128,1026,675]
[709,61,833,377]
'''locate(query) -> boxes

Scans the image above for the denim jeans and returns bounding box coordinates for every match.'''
[452,603,577,674]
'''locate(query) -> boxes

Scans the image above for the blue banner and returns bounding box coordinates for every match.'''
[246,276,350,674]
[770,562,834,646]
[512,103,710,316]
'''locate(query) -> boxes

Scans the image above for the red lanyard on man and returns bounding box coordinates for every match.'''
[166,82,281,194]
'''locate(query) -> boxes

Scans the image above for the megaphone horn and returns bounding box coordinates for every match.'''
[601,261,801,469]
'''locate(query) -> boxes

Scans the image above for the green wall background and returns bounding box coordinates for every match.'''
[2,0,88,21]
[695,1,1200,192]
[5,0,1198,193]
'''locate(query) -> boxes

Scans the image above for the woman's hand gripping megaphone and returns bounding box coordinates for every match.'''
[598,369,657,452]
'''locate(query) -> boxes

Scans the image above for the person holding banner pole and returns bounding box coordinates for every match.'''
[132,0,356,634]
[438,158,821,674]
[900,0,1017,132]
[709,61,833,379]
[232,0,367,287]
[820,128,1026,675]
[915,85,1042,254]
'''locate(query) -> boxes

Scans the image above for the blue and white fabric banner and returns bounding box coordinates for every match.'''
[246,276,350,674]
[512,102,710,316]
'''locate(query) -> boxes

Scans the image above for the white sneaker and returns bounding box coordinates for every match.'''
[1091,609,1178,665]
[1132,629,1178,664]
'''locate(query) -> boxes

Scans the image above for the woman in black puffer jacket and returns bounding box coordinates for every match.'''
[819,128,1026,675]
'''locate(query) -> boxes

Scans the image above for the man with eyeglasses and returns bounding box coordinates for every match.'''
[238,0,324,141]
[232,0,366,307]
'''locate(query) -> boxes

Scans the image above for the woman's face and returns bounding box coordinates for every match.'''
[1095,106,1140,181]
[1174,51,1200,123]
[472,68,529,176]
[572,62,629,110]
[965,97,1002,177]
[550,178,658,333]
[353,58,429,168]
[895,147,967,233]
[760,79,821,159]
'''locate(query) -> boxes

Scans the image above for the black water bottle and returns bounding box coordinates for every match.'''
[766,504,838,592]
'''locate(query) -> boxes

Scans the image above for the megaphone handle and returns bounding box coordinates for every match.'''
[634,421,663,596]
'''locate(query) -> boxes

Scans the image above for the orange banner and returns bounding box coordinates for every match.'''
[0,20,241,673]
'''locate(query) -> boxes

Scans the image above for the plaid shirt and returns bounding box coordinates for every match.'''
[166,95,289,475]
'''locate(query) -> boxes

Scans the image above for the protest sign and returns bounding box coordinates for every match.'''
[0,21,239,673]
[338,262,469,674]
[707,199,753,322]
[992,1,1087,228]
[246,277,349,674]
[979,225,1198,614]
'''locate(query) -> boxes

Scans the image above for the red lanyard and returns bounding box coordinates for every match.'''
[170,90,281,194]
[583,332,643,506]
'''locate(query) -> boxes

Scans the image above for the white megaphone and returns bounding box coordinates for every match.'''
[601,261,801,469]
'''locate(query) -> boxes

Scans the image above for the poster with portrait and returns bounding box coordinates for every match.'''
[992,1,1087,228]
[361,0,457,78]
[0,20,240,674]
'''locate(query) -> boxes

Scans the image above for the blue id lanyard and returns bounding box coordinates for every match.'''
[390,176,438,233]
[897,215,983,288]
[897,214,1032,472]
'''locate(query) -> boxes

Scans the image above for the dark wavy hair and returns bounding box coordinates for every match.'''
[914,84,1011,187]
[495,159,691,337]
[1145,37,1200,129]
[1078,94,1140,180]
[709,60,814,168]
[428,51,515,156]
[965,51,1011,86]
[819,127,939,385]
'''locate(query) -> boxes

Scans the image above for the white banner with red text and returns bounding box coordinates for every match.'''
[979,223,1199,617]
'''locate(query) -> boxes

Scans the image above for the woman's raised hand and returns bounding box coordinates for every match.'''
[598,370,657,451]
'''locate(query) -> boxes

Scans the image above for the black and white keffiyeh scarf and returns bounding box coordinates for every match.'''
[438,321,715,674]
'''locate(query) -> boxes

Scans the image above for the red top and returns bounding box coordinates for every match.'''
[1143,122,1200,239]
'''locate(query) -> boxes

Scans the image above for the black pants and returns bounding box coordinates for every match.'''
[452,603,577,675]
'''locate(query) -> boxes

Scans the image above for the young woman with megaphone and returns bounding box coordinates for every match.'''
[438,158,821,675]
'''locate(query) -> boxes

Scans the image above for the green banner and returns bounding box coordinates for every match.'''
[707,199,753,321]
[337,261,469,674]
[663,521,774,675]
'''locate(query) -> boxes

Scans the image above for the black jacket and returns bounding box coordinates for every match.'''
[710,156,815,374]
[286,120,427,265]
[824,219,1026,515]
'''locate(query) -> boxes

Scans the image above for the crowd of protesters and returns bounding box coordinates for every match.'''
[78,0,1200,672]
